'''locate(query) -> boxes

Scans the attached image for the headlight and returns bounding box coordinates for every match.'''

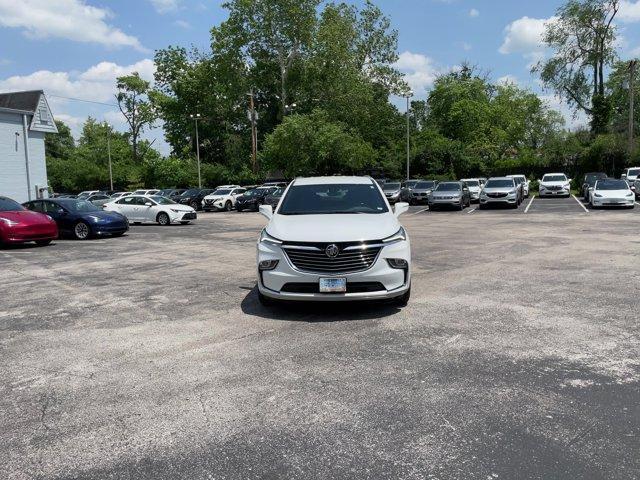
[563,183,570,189]
[0,218,19,226]
[382,227,407,245]
[170,209,183,213]
[594,193,603,197]
[626,192,634,197]
[259,229,282,245]
[87,215,102,222]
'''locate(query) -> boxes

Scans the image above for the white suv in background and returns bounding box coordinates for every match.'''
[539,173,571,197]
[507,174,530,197]
[460,178,482,202]
[256,176,411,306]
[622,167,640,185]
[202,186,245,212]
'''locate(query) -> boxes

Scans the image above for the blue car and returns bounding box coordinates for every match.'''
[23,198,129,240]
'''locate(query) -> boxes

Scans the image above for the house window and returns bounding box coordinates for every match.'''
[39,106,50,125]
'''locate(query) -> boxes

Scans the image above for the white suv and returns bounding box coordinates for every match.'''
[622,167,640,186]
[256,177,411,306]
[539,173,571,197]
[507,174,530,197]
[202,186,245,212]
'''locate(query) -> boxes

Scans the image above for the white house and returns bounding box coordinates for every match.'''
[0,90,58,203]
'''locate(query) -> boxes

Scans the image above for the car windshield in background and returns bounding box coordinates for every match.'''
[543,175,567,182]
[596,180,629,190]
[243,190,261,197]
[629,169,640,176]
[0,198,24,211]
[278,183,388,215]
[213,189,232,195]
[405,181,419,188]
[271,189,284,197]
[465,180,480,186]
[485,180,514,188]
[435,183,461,191]
[149,196,176,205]
[59,200,100,212]
[415,181,436,189]
[181,189,200,196]
[384,183,401,191]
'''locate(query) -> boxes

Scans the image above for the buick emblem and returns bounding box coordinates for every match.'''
[325,244,340,258]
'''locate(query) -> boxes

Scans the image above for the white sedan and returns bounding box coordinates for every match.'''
[104,195,197,225]
[589,179,635,208]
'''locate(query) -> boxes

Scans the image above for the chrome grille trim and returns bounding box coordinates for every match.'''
[283,244,382,274]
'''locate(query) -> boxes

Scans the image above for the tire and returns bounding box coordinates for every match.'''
[394,288,411,307]
[190,201,199,211]
[157,212,170,226]
[36,239,52,246]
[258,291,275,307]
[457,200,464,211]
[511,201,519,209]
[73,221,91,240]
[225,201,232,212]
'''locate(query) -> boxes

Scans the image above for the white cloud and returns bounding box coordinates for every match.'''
[499,16,554,55]
[469,8,479,18]
[0,0,145,51]
[149,0,180,14]
[0,59,156,104]
[174,20,191,29]
[619,1,640,23]
[541,94,589,130]
[460,42,472,51]
[497,75,519,86]
[394,51,440,94]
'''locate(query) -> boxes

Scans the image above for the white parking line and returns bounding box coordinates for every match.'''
[467,208,476,214]
[524,196,535,214]
[410,208,429,216]
[636,202,640,206]
[572,195,589,213]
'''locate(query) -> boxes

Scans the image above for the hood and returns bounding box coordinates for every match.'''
[0,210,53,225]
[541,180,569,187]
[84,210,127,222]
[482,186,515,193]
[467,185,481,192]
[595,189,632,197]
[431,190,460,197]
[168,204,195,212]
[266,213,400,243]
[204,195,226,201]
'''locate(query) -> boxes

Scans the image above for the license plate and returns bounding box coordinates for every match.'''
[319,277,347,293]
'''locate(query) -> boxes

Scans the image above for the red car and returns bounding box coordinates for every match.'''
[0,196,58,247]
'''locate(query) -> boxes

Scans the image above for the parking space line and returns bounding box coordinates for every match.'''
[467,208,476,214]
[410,208,429,216]
[524,196,535,214]
[572,195,589,213]
[636,202,640,206]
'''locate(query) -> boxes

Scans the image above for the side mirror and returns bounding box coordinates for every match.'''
[259,204,273,219]
[621,174,627,179]
[57,208,65,215]
[145,202,153,207]
[394,202,409,217]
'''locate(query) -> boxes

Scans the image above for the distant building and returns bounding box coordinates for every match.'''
[0,90,58,203]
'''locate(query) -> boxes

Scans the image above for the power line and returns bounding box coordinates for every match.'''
[46,94,118,107]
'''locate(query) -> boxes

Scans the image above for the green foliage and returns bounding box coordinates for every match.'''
[261,110,376,177]
[45,120,75,159]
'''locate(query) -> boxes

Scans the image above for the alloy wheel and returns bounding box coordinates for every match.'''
[74,222,90,240]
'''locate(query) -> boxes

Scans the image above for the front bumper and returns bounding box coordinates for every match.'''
[93,222,129,235]
[539,187,570,196]
[591,197,634,207]
[429,197,462,206]
[479,194,517,205]
[170,211,197,223]
[257,240,411,302]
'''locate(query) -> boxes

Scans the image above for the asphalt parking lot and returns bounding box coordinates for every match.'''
[1,198,639,480]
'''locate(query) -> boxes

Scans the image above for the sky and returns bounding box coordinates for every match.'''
[1,0,640,155]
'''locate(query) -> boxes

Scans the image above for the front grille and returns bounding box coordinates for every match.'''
[281,282,386,294]
[546,186,562,191]
[487,192,508,198]
[283,242,382,274]
[182,212,197,220]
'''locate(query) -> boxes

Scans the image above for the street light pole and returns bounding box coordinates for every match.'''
[190,114,202,188]
[629,60,637,156]
[404,92,413,181]
[105,122,113,191]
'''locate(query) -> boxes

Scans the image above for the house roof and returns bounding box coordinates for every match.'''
[0,90,43,113]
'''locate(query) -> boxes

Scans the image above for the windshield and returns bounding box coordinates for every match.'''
[405,180,419,188]
[271,188,284,197]
[149,196,176,204]
[383,183,401,191]
[596,180,629,190]
[243,189,260,197]
[213,189,232,195]
[0,198,24,211]
[464,180,480,186]
[415,181,436,189]
[543,175,567,182]
[278,183,388,215]
[181,189,200,196]
[435,183,461,192]
[59,200,101,212]
[485,179,515,188]
[628,169,640,177]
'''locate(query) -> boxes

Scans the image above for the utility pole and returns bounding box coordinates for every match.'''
[248,89,258,173]
[190,113,202,188]
[629,60,637,156]
[404,92,413,181]
[105,123,113,191]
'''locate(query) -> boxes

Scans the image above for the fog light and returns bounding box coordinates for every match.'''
[259,259,279,271]
[387,258,408,269]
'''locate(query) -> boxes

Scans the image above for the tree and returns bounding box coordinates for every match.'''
[116,73,158,163]
[534,0,619,133]
[45,120,75,159]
